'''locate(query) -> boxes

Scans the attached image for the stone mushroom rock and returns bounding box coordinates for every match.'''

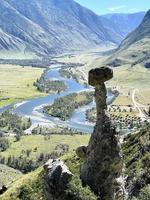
[89,67,113,119]
[88,67,113,86]
[80,67,124,200]
[43,159,73,199]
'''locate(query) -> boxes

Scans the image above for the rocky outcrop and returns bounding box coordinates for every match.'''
[43,159,73,200]
[80,67,124,200]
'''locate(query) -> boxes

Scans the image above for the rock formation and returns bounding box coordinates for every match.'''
[76,145,87,159]
[43,159,73,200]
[80,67,124,200]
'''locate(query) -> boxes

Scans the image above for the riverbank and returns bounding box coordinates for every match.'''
[44,91,94,121]
[0,64,115,134]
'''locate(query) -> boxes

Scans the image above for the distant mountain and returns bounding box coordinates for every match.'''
[102,12,146,38]
[106,10,150,67]
[119,10,150,49]
[0,0,146,57]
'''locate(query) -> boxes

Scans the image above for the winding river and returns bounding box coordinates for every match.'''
[0,65,114,133]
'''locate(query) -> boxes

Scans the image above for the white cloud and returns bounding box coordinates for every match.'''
[109,5,126,12]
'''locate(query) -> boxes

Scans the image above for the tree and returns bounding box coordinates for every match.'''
[26,149,32,157]
[0,137,9,152]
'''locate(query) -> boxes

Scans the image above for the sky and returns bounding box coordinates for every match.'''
[74,0,150,15]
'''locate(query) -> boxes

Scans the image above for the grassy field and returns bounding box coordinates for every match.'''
[108,65,150,89]
[108,65,150,105]
[0,164,22,188]
[0,134,90,192]
[113,95,133,106]
[0,135,90,161]
[0,64,45,107]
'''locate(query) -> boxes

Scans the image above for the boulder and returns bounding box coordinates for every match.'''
[76,145,87,159]
[43,159,73,199]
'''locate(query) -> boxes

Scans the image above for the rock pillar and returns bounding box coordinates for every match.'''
[80,67,123,200]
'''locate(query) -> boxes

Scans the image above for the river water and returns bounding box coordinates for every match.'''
[0,65,114,133]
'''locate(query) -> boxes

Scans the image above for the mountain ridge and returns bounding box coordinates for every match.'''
[106,9,150,67]
[0,0,146,57]
[102,12,146,38]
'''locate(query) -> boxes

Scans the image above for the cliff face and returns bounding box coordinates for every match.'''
[80,67,124,200]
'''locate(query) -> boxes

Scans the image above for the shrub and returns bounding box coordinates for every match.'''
[0,137,9,152]
[139,185,150,200]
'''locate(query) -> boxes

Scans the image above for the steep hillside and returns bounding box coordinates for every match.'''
[0,0,146,57]
[1,123,150,200]
[0,28,25,52]
[0,0,58,57]
[0,154,97,200]
[0,0,120,57]
[107,10,150,67]
[0,164,22,188]
[119,10,150,50]
[122,124,150,200]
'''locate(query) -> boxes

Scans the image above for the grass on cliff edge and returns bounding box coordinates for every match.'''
[0,64,45,107]
[1,153,97,200]
[0,164,22,188]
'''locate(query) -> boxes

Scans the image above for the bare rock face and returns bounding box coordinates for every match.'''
[80,67,124,200]
[44,159,73,200]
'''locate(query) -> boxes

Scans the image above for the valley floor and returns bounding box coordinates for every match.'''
[0,64,45,107]
[0,47,149,199]
[55,51,150,120]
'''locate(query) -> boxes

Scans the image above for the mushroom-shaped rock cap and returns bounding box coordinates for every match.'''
[88,67,113,86]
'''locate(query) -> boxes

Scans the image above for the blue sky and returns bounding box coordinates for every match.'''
[74,0,150,15]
